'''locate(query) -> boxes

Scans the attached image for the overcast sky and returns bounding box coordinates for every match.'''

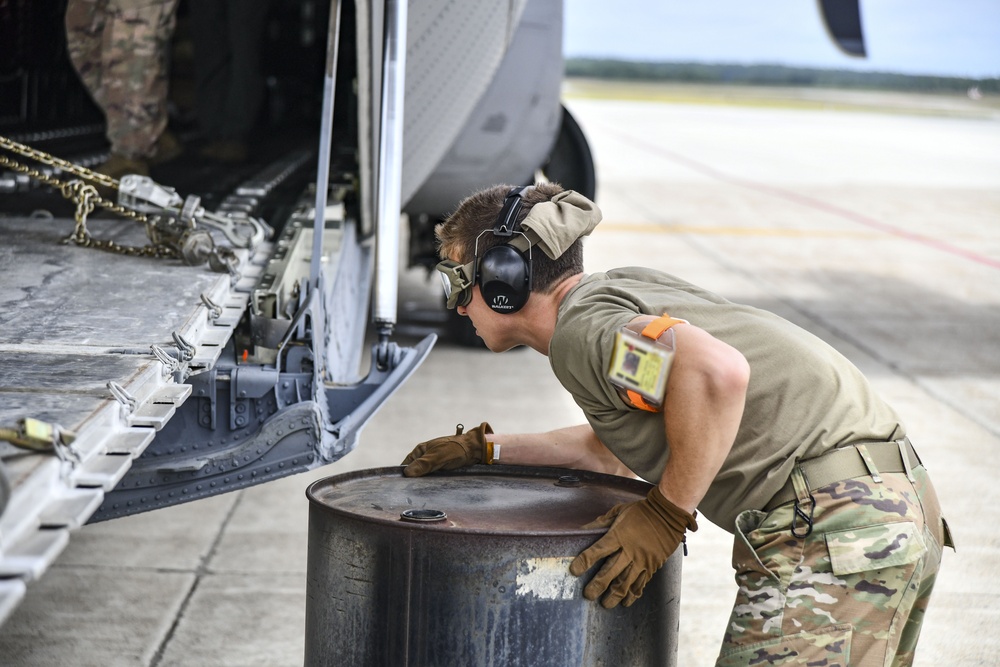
[563,0,1000,79]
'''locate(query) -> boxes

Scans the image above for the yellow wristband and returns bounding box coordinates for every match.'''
[485,439,495,464]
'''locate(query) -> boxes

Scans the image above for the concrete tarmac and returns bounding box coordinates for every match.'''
[1,87,998,666]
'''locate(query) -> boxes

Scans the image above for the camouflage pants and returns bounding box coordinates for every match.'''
[717,463,950,667]
[65,0,179,158]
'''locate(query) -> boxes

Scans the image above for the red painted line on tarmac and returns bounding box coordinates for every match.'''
[607,129,1000,271]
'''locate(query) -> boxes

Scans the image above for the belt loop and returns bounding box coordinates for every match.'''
[790,464,815,538]
[856,444,882,483]
[898,439,917,483]
[904,436,923,468]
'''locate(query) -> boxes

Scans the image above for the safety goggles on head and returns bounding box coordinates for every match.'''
[435,258,477,309]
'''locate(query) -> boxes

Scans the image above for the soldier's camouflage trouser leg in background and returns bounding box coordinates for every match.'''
[65,0,179,159]
[717,462,951,667]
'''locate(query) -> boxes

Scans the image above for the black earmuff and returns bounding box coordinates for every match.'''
[476,186,533,313]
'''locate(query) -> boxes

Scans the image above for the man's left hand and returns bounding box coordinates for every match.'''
[569,486,698,608]
[400,422,492,477]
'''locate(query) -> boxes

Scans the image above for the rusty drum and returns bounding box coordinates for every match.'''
[304,465,681,666]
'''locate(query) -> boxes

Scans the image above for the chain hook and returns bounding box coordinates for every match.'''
[59,180,99,246]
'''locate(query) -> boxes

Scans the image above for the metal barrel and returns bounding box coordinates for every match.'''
[304,465,681,666]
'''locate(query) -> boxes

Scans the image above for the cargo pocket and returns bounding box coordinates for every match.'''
[824,520,926,660]
[826,521,926,576]
[716,623,852,667]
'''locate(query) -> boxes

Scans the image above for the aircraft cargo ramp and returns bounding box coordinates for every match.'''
[0,213,266,622]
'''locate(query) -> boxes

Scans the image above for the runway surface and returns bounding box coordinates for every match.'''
[1,87,998,666]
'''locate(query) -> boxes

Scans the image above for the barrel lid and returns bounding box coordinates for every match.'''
[305,465,652,535]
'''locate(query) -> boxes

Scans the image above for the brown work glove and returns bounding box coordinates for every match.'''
[570,486,698,608]
[400,422,493,477]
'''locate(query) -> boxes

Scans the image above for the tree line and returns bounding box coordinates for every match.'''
[565,58,999,94]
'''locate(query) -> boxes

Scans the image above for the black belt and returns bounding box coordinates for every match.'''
[764,439,922,512]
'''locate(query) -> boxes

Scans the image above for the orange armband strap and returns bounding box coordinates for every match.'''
[641,315,688,340]
[626,389,658,412]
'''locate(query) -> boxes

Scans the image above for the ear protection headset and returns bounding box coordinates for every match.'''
[474,186,533,313]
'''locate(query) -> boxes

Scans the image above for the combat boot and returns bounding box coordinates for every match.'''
[199,138,249,164]
[150,130,184,165]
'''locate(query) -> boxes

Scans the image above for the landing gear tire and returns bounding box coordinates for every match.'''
[539,105,597,201]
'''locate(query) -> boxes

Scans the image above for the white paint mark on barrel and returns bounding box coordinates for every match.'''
[516,557,578,600]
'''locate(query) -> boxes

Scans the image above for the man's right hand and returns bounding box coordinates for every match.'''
[569,486,697,608]
[400,422,493,477]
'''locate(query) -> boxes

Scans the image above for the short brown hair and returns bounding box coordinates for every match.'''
[436,183,585,294]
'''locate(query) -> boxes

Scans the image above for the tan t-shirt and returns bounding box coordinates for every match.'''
[549,268,904,531]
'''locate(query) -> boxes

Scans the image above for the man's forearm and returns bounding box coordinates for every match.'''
[490,424,637,478]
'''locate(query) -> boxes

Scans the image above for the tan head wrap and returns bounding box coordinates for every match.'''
[516,190,602,259]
